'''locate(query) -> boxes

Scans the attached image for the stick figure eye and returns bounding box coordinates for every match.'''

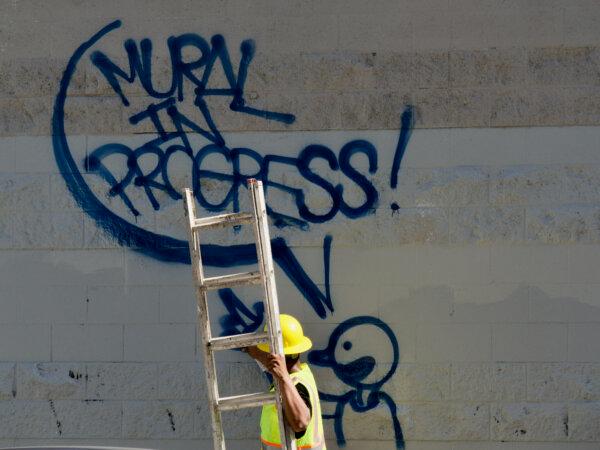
[343,341,352,351]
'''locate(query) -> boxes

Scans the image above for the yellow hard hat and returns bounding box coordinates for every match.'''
[257,314,312,355]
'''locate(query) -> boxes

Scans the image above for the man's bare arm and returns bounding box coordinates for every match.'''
[243,347,310,433]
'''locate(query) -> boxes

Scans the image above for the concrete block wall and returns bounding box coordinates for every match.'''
[1,1,600,449]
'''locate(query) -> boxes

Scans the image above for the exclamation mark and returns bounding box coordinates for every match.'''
[390,105,414,213]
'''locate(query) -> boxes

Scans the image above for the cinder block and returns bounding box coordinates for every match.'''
[380,285,452,324]
[331,246,416,286]
[227,362,268,397]
[262,14,338,53]
[568,402,600,441]
[389,363,450,401]
[0,364,15,400]
[0,137,16,172]
[528,283,600,323]
[158,362,205,400]
[62,96,123,135]
[448,127,535,167]
[0,286,18,324]
[406,166,489,208]
[450,49,527,87]
[416,323,492,362]
[0,96,52,136]
[527,363,600,401]
[565,5,600,45]
[490,165,566,206]
[52,399,122,438]
[16,285,86,324]
[528,47,600,86]
[446,88,493,127]
[450,207,524,244]
[490,245,569,284]
[49,174,80,212]
[158,285,196,324]
[87,285,159,324]
[0,325,51,361]
[0,401,18,438]
[412,11,452,51]
[52,324,123,362]
[16,363,85,400]
[13,211,84,249]
[491,403,568,441]
[218,407,261,439]
[13,136,57,174]
[412,88,450,129]
[87,363,157,400]
[387,320,417,363]
[568,323,600,362]
[301,53,377,91]
[416,245,491,285]
[327,283,379,318]
[340,89,412,130]
[563,165,600,203]
[449,10,496,50]
[14,400,58,438]
[448,283,529,324]
[124,252,192,286]
[338,13,412,52]
[0,173,50,211]
[10,249,125,287]
[404,402,489,440]
[124,324,195,362]
[390,207,450,245]
[489,10,534,48]
[83,215,128,250]
[244,52,303,94]
[489,89,531,127]
[394,128,451,169]
[568,244,600,283]
[526,205,600,244]
[123,400,195,438]
[266,92,341,132]
[373,52,415,90]
[492,323,568,362]
[566,86,600,126]
[451,363,526,402]
[0,213,12,249]
[527,87,575,127]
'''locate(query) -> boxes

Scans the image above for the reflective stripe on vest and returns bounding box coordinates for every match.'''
[260,363,326,449]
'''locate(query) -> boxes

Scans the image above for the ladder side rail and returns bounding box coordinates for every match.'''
[248,180,298,450]
[183,189,226,450]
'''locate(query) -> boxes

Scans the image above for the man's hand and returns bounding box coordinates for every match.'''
[265,353,290,381]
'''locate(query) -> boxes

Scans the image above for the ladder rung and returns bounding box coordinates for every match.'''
[209,331,270,351]
[192,212,254,230]
[202,271,262,290]
[218,391,276,411]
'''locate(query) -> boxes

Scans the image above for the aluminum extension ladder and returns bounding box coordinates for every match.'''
[183,179,297,450]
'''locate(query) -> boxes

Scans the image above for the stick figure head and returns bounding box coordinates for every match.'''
[308,316,399,390]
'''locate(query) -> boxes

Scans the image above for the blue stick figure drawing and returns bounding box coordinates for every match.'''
[308,316,404,449]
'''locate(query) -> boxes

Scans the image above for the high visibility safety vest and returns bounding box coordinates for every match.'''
[260,363,326,449]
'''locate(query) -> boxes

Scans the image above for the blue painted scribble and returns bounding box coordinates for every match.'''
[308,316,404,449]
[389,105,414,212]
[218,288,265,336]
[52,20,413,321]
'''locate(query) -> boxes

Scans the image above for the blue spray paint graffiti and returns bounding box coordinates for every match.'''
[52,20,414,318]
[53,21,412,447]
[309,316,404,449]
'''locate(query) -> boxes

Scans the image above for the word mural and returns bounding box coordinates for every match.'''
[52,20,410,449]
